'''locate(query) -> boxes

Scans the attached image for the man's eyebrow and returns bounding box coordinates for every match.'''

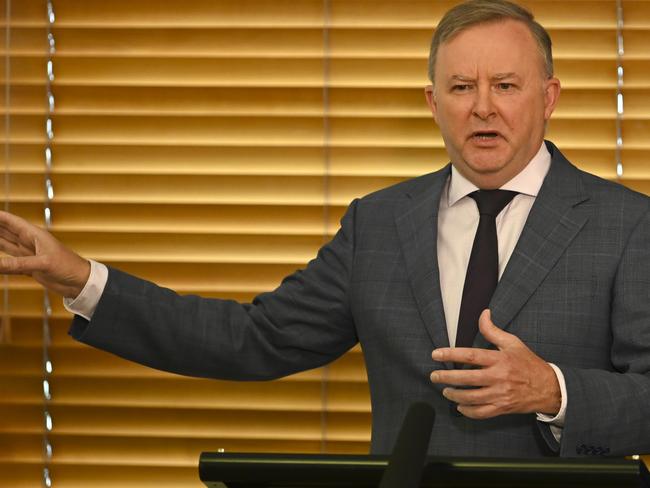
[492,72,519,80]
[449,75,475,82]
[447,73,520,83]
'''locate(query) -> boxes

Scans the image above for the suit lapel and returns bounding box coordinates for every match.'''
[392,144,592,353]
[476,142,591,347]
[395,165,451,354]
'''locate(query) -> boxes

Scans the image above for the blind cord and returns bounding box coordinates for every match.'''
[1,0,11,345]
[320,0,332,455]
[42,2,57,486]
[615,0,624,179]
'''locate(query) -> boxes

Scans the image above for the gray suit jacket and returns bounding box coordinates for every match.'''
[71,141,650,457]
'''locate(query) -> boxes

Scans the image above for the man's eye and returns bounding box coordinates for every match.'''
[452,84,472,91]
[497,83,513,90]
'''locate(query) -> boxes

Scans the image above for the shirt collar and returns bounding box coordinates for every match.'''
[447,142,552,207]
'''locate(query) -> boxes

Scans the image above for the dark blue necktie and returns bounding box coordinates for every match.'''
[455,190,518,348]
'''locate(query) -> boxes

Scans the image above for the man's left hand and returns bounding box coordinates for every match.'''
[430,309,561,419]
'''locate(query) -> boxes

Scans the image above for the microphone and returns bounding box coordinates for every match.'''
[378,402,436,488]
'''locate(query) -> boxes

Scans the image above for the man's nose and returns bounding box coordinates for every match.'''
[472,87,496,120]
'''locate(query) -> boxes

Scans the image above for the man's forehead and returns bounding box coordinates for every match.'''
[434,20,540,80]
[438,61,528,81]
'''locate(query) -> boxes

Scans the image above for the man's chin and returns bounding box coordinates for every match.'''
[461,146,511,172]
[454,155,515,189]
[463,160,510,176]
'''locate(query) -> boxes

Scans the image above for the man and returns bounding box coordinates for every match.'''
[0,0,648,457]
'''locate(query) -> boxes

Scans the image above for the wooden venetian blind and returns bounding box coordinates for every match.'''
[620,0,650,193]
[1,1,648,486]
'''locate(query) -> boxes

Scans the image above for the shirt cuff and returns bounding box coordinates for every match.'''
[63,260,109,321]
[536,363,567,442]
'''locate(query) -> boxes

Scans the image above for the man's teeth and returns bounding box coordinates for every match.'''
[474,132,497,138]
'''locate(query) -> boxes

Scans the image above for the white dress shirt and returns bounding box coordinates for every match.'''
[65,141,566,440]
[437,142,566,440]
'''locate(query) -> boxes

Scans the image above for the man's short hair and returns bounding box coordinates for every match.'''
[428,0,554,83]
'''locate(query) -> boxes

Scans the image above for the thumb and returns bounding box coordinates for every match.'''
[478,309,515,348]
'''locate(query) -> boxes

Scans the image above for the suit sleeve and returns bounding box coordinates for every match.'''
[69,200,360,381]
[558,206,650,456]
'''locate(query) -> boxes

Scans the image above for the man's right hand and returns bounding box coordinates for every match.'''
[0,211,90,299]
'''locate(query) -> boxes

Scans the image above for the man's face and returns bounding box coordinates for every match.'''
[425,19,561,189]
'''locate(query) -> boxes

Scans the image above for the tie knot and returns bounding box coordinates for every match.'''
[469,190,518,217]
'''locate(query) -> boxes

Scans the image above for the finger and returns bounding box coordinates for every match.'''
[0,210,33,231]
[457,403,500,420]
[442,385,500,405]
[0,226,21,245]
[0,238,29,258]
[432,346,500,366]
[430,369,490,387]
[0,229,33,257]
[478,309,518,349]
[0,212,38,252]
[0,255,48,275]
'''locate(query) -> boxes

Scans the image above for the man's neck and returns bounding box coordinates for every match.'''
[448,142,551,204]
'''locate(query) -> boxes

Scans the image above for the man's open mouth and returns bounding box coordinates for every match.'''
[471,131,500,139]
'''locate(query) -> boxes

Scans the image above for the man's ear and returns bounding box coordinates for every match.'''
[543,77,561,120]
[424,85,438,123]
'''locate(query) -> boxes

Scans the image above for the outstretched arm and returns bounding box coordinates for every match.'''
[0,210,90,298]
